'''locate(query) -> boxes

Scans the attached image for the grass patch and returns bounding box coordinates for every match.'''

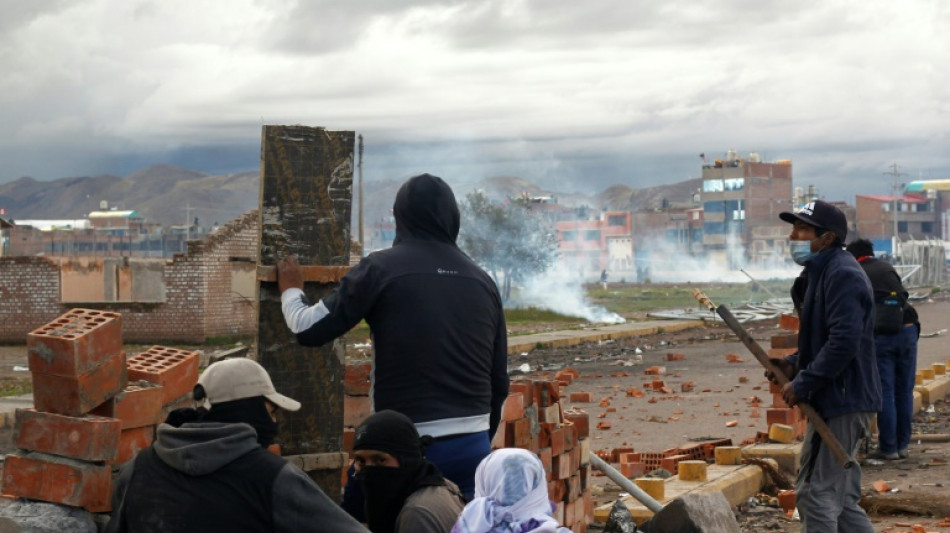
[0,378,31,397]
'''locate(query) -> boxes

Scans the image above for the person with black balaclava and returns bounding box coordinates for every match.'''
[278,173,509,502]
[105,358,366,533]
[352,410,465,533]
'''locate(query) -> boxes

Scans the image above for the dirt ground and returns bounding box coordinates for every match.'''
[515,296,950,532]
[2,294,949,531]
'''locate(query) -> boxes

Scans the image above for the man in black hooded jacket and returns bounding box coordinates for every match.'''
[278,173,509,499]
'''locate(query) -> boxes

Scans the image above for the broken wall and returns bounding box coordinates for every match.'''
[0,210,259,343]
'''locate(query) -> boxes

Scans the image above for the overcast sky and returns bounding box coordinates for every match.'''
[1,0,948,201]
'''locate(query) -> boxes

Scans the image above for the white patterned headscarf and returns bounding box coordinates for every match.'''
[451,448,571,533]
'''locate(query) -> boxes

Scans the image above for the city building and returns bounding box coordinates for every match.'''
[700,151,793,266]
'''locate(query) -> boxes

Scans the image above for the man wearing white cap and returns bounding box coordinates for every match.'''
[106,358,366,533]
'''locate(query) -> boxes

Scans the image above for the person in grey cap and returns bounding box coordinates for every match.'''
[106,358,366,533]
[767,200,880,533]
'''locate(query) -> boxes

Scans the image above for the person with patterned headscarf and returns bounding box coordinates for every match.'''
[452,448,570,533]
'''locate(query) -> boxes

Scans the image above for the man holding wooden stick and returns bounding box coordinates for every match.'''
[769,200,881,533]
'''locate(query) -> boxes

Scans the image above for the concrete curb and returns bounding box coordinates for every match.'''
[507,319,706,355]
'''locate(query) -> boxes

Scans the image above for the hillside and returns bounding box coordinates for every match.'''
[0,166,700,228]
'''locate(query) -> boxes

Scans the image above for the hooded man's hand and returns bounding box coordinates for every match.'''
[277,256,304,293]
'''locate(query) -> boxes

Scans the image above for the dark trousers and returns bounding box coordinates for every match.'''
[875,324,918,454]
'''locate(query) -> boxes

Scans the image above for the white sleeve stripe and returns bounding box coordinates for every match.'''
[280,288,330,334]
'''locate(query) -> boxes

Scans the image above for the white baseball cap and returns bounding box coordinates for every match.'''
[197,358,301,412]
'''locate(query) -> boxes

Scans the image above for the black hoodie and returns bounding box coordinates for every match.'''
[284,174,509,438]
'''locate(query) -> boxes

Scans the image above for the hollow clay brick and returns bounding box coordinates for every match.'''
[90,380,164,429]
[27,308,122,377]
[13,408,121,462]
[127,346,199,404]
[2,452,112,512]
[32,351,128,417]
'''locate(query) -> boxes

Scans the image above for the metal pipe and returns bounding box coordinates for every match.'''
[588,452,664,513]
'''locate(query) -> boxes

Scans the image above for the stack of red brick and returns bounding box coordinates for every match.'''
[492,372,593,533]
[1,309,198,513]
[765,313,806,441]
[611,437,734,479]
[341,361,372,454]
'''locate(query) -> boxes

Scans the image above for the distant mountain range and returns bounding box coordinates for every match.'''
[0,164,702,228]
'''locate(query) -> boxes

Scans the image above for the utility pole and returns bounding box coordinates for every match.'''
[884,163,905,253]
[358,134,364,255]
[183,202,193,242]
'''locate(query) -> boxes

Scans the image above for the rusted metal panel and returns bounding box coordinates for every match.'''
[257,125,355,498]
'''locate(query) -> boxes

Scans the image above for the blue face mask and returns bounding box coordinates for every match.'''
[789,239,817,265]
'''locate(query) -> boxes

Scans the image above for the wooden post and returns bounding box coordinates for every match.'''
[257,125,355,499]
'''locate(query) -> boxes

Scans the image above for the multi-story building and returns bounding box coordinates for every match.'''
[556,211,634,275]
[700,151,793,266]
[855,193,939,245]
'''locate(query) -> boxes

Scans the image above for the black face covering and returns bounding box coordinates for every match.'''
[198,396,279,448]
[353,410,448,532]
[357,465,418,533]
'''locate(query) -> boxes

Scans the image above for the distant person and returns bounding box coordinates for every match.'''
[768,200,880,533]
[352,410,466,533]
[106,358,366,533]
[278,173,509,498]
[452,448,570,533]
[846,238,920,460]
[600,269,608,289]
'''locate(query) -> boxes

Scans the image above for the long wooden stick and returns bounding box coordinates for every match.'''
[692,289,854,469]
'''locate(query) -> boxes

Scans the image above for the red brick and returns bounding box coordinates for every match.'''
[26,308,122,377]
[660,454,690,474]
[538,403,562,424]
[14,409,121,462]
[554,370,574,385]
[562,422,576,451]
[502,392,525,421]
[343,395,372,428]
[768,347,798,358]
[681,381,695,393]
[568,391,593,403]
[777,489,796,513]
[610,447,635,463]
[619,452,641,465]
[343,428,356,454]
[113,426,156,465]
[666,353,684,361]
[127,346,199,404]
[563,409,590,438]
[505,418,532,448]
[779,314,800,331]
[651,379,665,391]
[32,351,128,416]
[567,472,582,501]
[767,407,801,427]
[2,452,112,512]
[538,447,553,479]
[548,479,567,503]
[770,333,799,349]
[569,445,581,472]
[772,392,790,408]
[535,380,560,407]
[550,426,567,456]
[344,362,371,396]
[491,421,506,450]
[90,380,164,429]
[552,452,571,479]
[564,499,575,526]
[509,380,535,407]
[621,462,646,478]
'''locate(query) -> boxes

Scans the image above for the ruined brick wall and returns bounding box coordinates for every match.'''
[0,257,63,340]
[194,210,258,340]
[0,210,260,344]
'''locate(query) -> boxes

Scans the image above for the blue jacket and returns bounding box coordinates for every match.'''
[786,247,881,419]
